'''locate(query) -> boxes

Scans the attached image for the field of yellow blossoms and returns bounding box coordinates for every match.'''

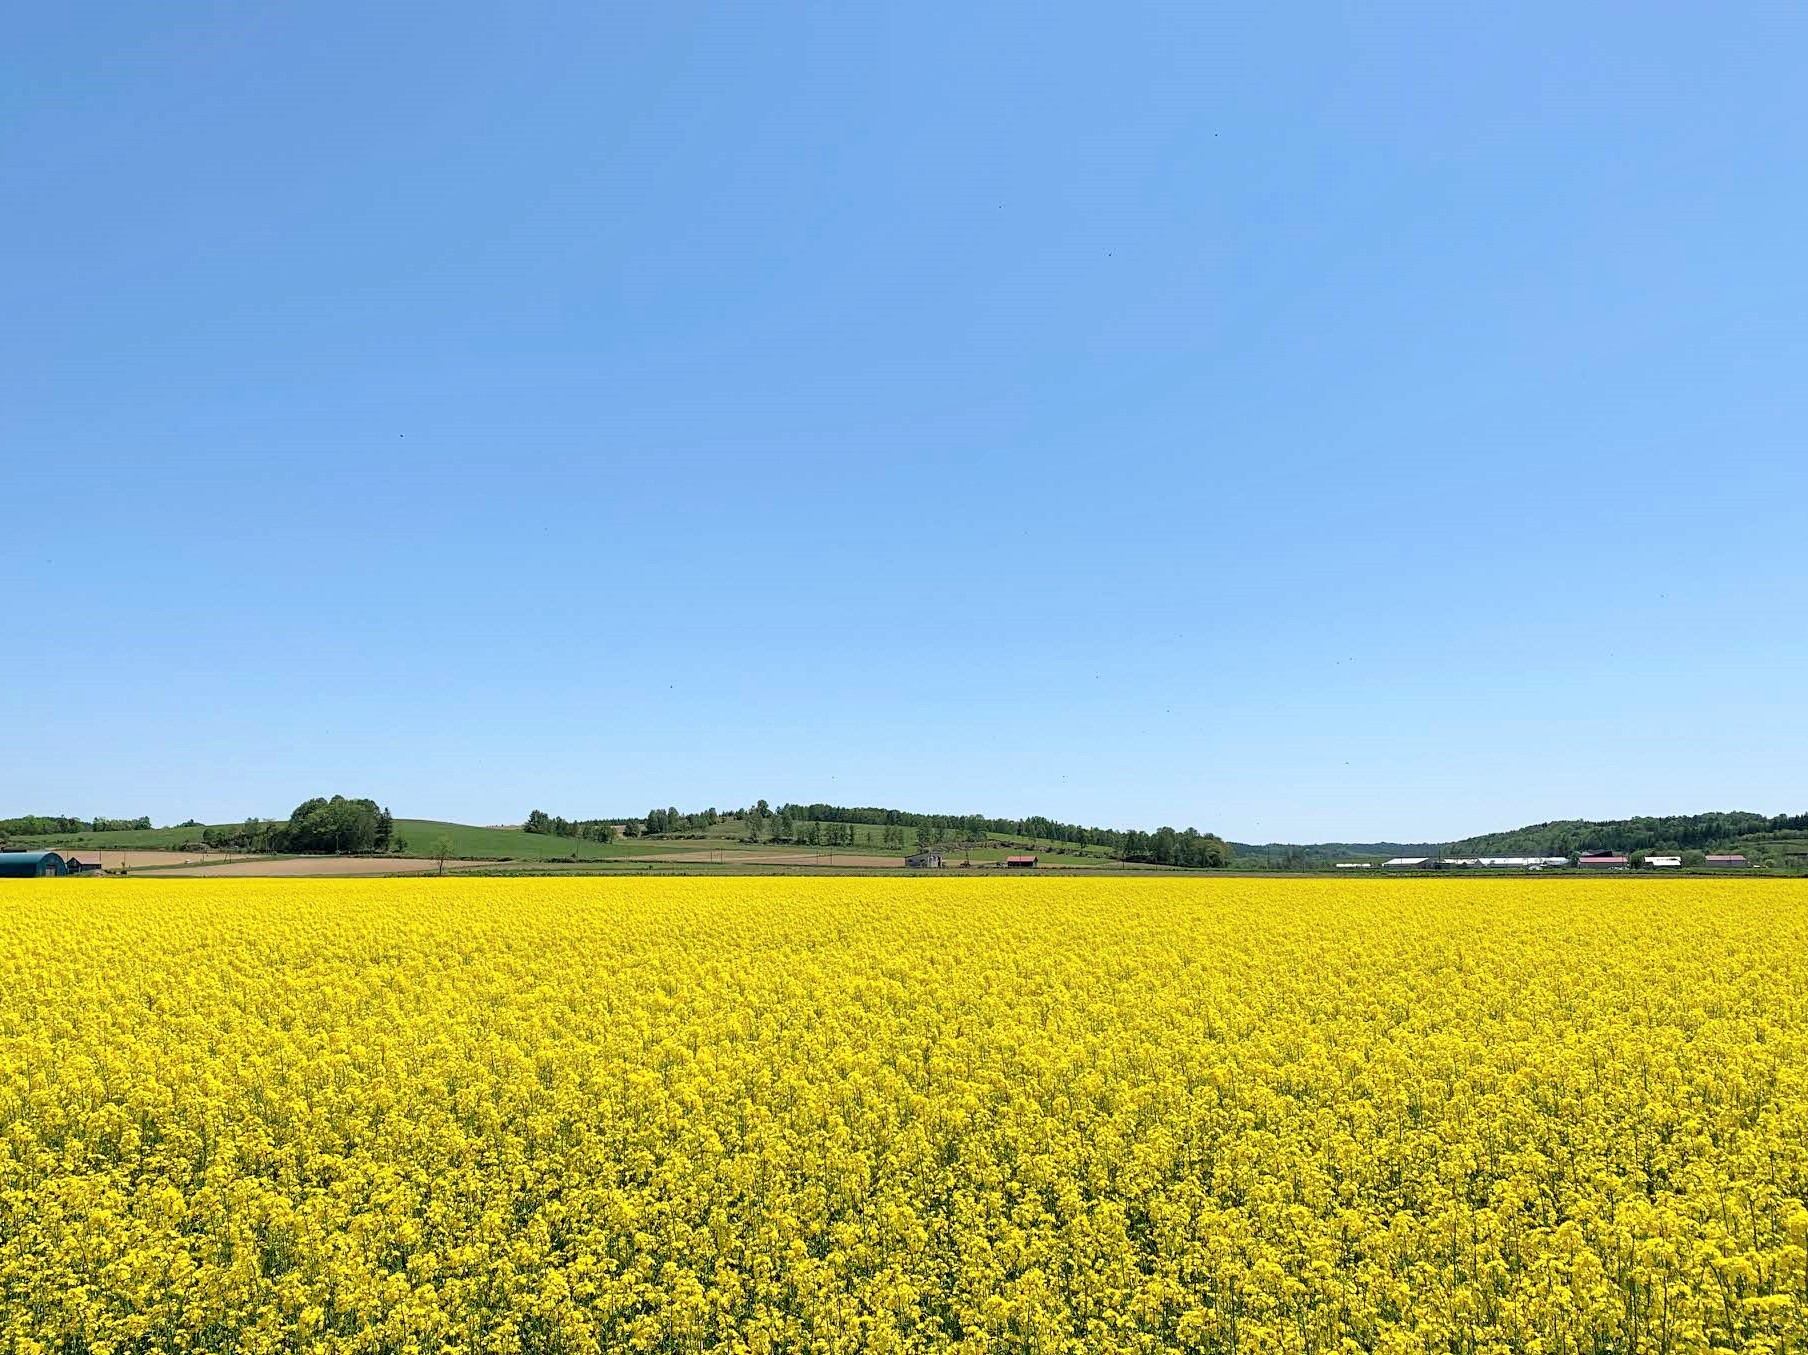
[3,877,1807,1353]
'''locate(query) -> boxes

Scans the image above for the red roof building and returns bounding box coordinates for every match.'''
[1005,855,1037,868]
[1578,854,1629,868]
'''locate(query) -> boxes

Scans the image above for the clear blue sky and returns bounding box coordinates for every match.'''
[5,4,1804,842]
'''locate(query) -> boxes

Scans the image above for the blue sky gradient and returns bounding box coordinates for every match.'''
[5,4,1804,840]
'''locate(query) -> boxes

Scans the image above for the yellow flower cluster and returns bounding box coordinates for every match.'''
[2,877,1806,1352]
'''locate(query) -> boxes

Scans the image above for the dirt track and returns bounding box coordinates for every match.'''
[141,856,500,877]
[57,850,216,871]
[638,849,904,869]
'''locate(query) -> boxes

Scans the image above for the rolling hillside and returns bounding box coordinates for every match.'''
[1230,841,1439,866]
[1445,811,1808,862]
[13,808,1805,871]
[7,815,1128,869]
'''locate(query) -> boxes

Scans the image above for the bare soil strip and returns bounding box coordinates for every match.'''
[145,856,501,877]
[634,849,906,868]
[55,850,213,870]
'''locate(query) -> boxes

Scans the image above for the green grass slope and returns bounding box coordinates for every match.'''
[8,824,225,851]
[11,815,1172,870]
[393,820,623,861]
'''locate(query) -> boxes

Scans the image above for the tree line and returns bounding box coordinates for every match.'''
[523,807,727,840]
[634,807,719,837]
[1451,810,1808,857]
[776,803,1129,850]
[769,803,1229,866]
[524,810,619,843]
[2,814,152,838]
[767,814,885,849]
[527,799,1235,867]
[188,797,400,854]
[2,801,409,855]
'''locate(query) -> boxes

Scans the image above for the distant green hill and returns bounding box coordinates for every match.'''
[1230,841,1437,865]
[390,820,733,861]
[8,816,1124,868]
[14,807,1805,871]
[1229,811,1808,870]
[1447,811,1808,859]
[6,822,213,851]
[393,820,616,860]
[10,819,678,862]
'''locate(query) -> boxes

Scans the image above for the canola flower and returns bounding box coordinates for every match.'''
[2,876,1806,1353]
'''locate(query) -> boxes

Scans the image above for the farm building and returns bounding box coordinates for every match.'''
[1381,857,1435,869]
[1706,854,1750,868]
[1578,854,1629,869]
[1005,855,1037,869]
[1446,857,1570,870]
[1334,862,1373,869]
[0,850,69,877]
[904,851,942,868]
[1648,856,1682,868]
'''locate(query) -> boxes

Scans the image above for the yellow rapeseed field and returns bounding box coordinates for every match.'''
[2,877,1806,1353]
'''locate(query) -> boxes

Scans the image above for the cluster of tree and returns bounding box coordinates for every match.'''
[268,797,396,854]
[1117,827,1235,868]
[1,814,152,837]
[777,803,1129,850]
[150,799,401,854]
[181,819,271,851]
[524,806,732,840]
[769,816,872,848]
[772,802,1230,867]
[638,807,719,837]
[1231,840,1436,867]
[524,810,618,843]
[520,798,1230,867]
[1451,810,1808,858]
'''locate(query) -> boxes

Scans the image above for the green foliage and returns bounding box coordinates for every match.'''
[776,803,1229,867]
[271,796,392,854]
[1450,810,1808,857]
[525,809,618,842]
[1118,826,1234,868]
[0,814,150,838]
[201,818,279,852]
[642,806,717,836]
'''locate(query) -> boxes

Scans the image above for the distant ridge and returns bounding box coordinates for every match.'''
[1231,810,1808,870]
[1230,841,1438,863]
[1446,810,1807,857]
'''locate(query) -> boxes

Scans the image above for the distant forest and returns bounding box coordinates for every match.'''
[1,815,151,838]
[523,809,618,842]
[771,803,1230,867]
[191,797,402,854]
[523,801,1235,868]
[0,798,402,854]
[1447,811,1808,857]
[15,803,1801,869]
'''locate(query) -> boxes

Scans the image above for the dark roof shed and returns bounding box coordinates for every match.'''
[0,850,68,877]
